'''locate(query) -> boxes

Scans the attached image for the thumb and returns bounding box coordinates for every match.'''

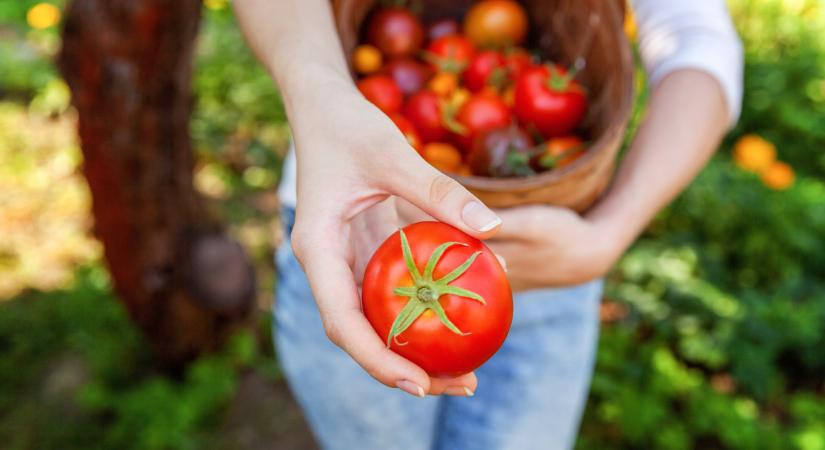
[387,151,502,238]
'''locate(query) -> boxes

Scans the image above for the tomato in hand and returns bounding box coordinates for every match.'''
[468,124,535,177]
[532,135,586,171]
[514,64,587,137]
[390,113,423,153]
[358,75,403,114]
[463,51,507,92]
[426,18,459,41]
[463,0,528,48]
[425,34,475,73]
[454,92,511,152]
[362,222,513,377]
[383,57,433,96]
[403,91,448,143]
[367,7,424,57]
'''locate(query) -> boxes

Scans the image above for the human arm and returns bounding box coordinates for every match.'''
[487,0,744,290]
[233,0,500,395]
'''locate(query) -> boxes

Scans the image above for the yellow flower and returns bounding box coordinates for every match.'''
[624,4,637,42]
[27,3,61,30]
[733,134,776,173]
[204,0,228,11]
[760,161,795,190]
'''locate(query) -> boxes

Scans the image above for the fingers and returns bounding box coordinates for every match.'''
[428,372,478,397]
[386,153,501,239]
[293,220,433,395]
[492,205,577,240]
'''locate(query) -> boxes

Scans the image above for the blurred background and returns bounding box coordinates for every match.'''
[2,0,825,449]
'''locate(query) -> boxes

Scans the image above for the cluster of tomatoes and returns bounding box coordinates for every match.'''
[353,0,589,178]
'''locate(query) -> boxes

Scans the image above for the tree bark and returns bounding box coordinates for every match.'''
[59,0,255,365]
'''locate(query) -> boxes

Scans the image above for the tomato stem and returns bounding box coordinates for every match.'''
[386,229,486,348]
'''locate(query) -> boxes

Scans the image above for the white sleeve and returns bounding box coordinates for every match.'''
[631,0,744,126]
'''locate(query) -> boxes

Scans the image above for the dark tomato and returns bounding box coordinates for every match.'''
[468,124,535,177]
[453,92,511,152]
[362,222,513,377]
[390,113,423,153]
[358,75,403,114]
[514,64,587,137]
[463,50,507,92]
[367,7,424,57]
[382,57,433,96]
[403,91,448,143]
[425,35,475,73]
[426,18,459,41]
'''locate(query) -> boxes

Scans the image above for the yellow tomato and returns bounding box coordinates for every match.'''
[27,3,61,30]
[733,134,776,173]
[760,161,795,190]
[423,143,462,173]
[353,45,383,75]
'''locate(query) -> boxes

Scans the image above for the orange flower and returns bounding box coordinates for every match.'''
[428,72,458,97]
[27,3,61,30]
[733,134,776,173]
[760,161,795,190]
[423,143,462,173]
[353,45,383,75]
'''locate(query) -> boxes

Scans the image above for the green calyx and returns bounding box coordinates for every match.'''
[545,64,576,93]
[386,229,486,348]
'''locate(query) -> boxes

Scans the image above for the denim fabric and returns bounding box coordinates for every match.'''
[275,208,602,450]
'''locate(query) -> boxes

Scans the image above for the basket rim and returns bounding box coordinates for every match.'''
[452,1,635,193]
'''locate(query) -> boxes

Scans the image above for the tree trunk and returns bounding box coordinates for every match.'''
[58,0,255,365]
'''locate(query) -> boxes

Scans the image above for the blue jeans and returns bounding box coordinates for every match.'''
[275,208,602,450]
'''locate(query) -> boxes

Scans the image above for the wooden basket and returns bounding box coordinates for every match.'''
[333,0,634,211]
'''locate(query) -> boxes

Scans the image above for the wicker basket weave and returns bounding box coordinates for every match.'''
[333,0,634,211]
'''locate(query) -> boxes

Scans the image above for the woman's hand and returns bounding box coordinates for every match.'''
[286,78,497,397]
[485,206,622,292]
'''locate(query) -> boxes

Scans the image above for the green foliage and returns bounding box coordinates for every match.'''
[0,266,275,450]
[578,1,825,448]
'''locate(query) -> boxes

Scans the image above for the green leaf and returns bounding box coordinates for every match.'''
[439,285,486,305]
[429,300,470,337]
[437,251,482,285]
[423,242,466,281]
[398,229,422,284]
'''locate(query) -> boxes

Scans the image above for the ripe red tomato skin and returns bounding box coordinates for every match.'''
[367,7,424,57]
[454,92,511,152]
[362,222,513,377]
[463,51,506,92]
[357,75,403,114]
[426,35,476,71]
[514,65,587,137]
[505,49,532,79]
[426,18,459,41]
[403,91,448,143]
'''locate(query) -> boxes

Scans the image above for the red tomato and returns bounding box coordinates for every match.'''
[425,35,475,73]
[463,0,528,48]
[382,57,433,96]
[454,92,511,152]
[514,65,587,137]
[463,50,507,92]
[358,75,403,114]
[505,48,532,79]
[426,18,459,41]
[367,7,424,57]
[390,113,423,153]
[403,91,448,143]
[362,222,513,377]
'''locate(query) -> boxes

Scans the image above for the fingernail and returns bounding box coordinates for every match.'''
[396,380,425,398]
[445,386,475,396]
[462,201,501,232]
[495,254,508,272]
